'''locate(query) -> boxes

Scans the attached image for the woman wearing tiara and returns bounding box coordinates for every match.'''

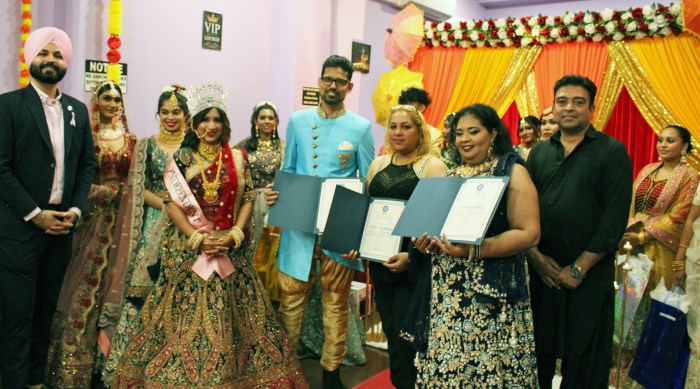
[45,80,137,387]
[99,85,189,386]
[237,101,285,301]
[114,82,307,388]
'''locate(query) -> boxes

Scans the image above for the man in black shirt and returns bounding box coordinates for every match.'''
[526,75,632,388]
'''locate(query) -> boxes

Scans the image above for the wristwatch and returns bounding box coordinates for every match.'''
[570,263,585,280]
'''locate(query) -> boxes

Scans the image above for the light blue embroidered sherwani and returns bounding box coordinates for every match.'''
[277,107,374,281]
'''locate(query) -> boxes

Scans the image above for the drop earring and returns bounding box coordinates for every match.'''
[255,126,259,138]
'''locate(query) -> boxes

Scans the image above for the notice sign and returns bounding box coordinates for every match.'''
[202,11,223,50]
[84,60,127,92]
[302,87,320,106]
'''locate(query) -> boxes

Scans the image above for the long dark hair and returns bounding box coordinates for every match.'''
[452,104,513,157]
[181,107,231,149]
[247,102,280,152]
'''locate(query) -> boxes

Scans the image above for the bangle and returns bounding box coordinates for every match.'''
[671,260,686,272]
[187,231,204,251]
[228,226,245,249]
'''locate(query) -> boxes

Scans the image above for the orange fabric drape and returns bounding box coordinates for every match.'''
[533,41,609,112]
[408,46,466,127]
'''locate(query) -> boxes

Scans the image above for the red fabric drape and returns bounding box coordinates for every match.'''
[408,46,466,127]
[603,87,658,178]
[500,100,522,146]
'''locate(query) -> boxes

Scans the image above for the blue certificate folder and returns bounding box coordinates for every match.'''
[267,170,321,234]
[392,176,509,245]
[320,186,369,255]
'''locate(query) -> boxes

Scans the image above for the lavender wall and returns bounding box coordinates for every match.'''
[0,0,655,148]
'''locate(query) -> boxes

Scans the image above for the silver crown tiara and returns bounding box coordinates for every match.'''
[187,81,228,117]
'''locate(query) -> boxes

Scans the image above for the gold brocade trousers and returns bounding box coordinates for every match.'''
[278,244,354,371]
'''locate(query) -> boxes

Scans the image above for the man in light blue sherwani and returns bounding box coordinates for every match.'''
[267,55,374,389]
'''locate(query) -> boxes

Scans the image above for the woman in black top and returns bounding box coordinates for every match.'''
[344,104,446,389]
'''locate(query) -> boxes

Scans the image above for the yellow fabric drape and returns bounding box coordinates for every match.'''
[628,33,700,144]
[607,40,700,168]
[442,47,516,117]
[515,70,540,118]
[592,59,623,131]
[490,46,542,116]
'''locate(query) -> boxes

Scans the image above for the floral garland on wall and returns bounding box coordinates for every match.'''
[424,3,683,48]
[19,0,32,87]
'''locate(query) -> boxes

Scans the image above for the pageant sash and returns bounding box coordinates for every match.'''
[164,157,234,280]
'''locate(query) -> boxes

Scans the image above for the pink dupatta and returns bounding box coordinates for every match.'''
[164,155,235,280]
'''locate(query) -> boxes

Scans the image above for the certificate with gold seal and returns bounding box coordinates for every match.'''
[322,186,405,262]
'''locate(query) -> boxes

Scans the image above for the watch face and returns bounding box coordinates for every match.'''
[571,265,583,279]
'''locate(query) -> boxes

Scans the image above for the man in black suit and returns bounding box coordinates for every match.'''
[0,27,96,388]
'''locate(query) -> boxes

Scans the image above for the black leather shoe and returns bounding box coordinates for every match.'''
[322,368,345,389]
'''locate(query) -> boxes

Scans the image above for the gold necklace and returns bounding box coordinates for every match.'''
[98,124,123,141]
[197,143,221,161]
[455,156,497,177]
[158,129,184,147]
[195,148,224,203]
[258,139,273,151]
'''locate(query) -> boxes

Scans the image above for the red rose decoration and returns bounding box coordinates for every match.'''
[632,8,643,20]
[594,12,601,23]
[507,29,514,38]
[596,25,606,34]
[538,16,546,26]
[658,6,668,12]
[612,11,621,20]
[460,21,467,29]
[107,49,121,63]
[444,22,452,30]
[488,20,495,29]
[617,21,625,31]
[639,21,649,32]
[478,32,485,40]
[448,33,454,41]
[554,16,562,24]
[520,17,528,25]
[542,28,551,37]
[431,22,437,28]
[108,36,121,49]
[560,27,569,37]
[578,26,585,35]
[490,30,498,39]
[475,20,483,29]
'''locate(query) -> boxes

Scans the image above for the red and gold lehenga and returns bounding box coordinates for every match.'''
[113,145,307,388]
[45,132,137,387]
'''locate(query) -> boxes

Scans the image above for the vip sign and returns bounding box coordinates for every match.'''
[202,11,223,50]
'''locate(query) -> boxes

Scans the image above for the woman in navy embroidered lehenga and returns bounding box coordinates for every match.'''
[409,104,541,388]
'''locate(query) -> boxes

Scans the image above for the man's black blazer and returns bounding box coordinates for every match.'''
[0,85,96,241]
